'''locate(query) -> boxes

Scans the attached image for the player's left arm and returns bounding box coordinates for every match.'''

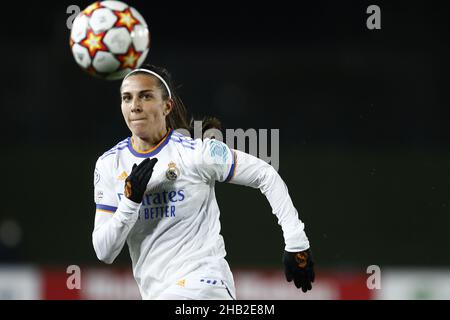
[226,149,315,293]
[197,139,314,292]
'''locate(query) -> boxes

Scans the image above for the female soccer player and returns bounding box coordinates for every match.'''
[92,64,315,300]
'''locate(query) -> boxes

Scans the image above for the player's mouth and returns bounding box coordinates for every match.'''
[130,118,147,122]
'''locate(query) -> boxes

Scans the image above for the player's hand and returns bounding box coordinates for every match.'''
[124,158,158,204]
[283,249,315,293]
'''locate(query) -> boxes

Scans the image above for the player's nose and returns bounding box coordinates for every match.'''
[130,97,142,112]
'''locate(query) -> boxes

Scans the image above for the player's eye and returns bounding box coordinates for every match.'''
[122,95,131,102]
[141,93,153,100]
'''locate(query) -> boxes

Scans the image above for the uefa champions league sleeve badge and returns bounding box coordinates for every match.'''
[208,140,229,165]
[166,161,180,181]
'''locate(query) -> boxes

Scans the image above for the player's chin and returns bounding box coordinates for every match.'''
[128,123,147,136]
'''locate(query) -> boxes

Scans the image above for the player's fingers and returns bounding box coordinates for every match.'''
[138,158,151,170]
[141,167,154,184]
[149,158,158,168]
[302,278,312,292]
[293,276,302,289]
[284,270,293,282]
[141,158,158,183]
[134,159,148,177]
[126,164,138,182]
[134,158,151,179]
[142,158,158,178]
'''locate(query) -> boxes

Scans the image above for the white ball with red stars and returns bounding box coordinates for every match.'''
[70,0,150,80]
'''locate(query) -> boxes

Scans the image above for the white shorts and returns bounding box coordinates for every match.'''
[156,274,235,300]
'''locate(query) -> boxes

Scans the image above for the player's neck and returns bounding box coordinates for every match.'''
[132,129,169,152]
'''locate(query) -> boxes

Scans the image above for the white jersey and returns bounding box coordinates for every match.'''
[92,129,310,299]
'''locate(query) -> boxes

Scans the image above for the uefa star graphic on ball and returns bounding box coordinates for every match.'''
[69,0,150,80]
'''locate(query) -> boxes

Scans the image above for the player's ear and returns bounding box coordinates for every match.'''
[164,98,174,116]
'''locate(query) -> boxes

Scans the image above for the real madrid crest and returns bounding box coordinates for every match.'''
[166,161,180,180]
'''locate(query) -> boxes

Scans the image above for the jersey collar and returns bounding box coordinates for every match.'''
[127,129,173,158]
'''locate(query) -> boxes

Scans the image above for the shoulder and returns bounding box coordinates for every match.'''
[191,138,235,182]
[99,137,129,160]
[170,130,198,149]
[169,133,231,160]
[95,137,129,171]
[201,138,233,163]
[169,130,201,159]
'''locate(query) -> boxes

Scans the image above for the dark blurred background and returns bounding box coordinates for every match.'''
[0,0,449,277]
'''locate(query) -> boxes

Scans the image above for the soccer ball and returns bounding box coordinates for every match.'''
[70,1,150,80]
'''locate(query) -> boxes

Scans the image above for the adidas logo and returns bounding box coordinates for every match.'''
[176,279,186,288]
[117,171,128,180]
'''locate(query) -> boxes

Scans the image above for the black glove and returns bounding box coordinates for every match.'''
[124,158,158,203]
[283,249,315,293]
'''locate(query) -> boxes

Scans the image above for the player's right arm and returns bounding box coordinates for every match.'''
[92,157,140,264]
[92,157,158,264]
